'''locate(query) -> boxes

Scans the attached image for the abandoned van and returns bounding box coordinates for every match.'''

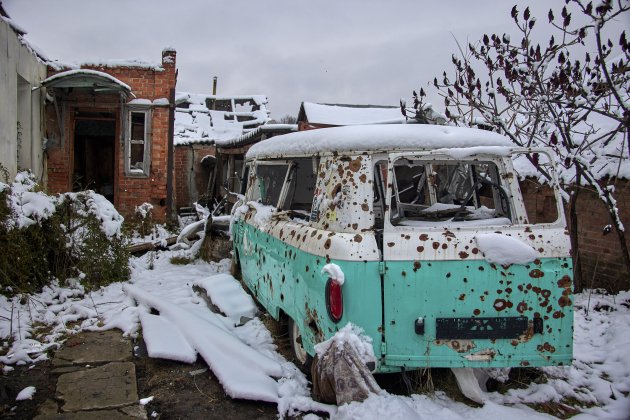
[231,124,573,376]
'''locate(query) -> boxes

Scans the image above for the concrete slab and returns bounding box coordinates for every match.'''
[56,362,138,412]
[53,330,132,367]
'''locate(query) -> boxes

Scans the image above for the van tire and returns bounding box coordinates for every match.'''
[289,317,313,374]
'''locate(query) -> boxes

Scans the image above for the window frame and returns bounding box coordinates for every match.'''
[124,106,152,177]
[386,152,518,229]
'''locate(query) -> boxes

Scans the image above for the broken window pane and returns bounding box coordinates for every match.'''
[130,143,145,171]
[390,158,512,226]
[281,158,318,220]
[127,109,150,175]
[131,112,145,140]
[255,163,290,206]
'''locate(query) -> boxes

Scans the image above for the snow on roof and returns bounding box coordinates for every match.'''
[47,58,165,72]
[0,13,49,63]
[42,69,132,92]
[246,124,512,159]
[174,92,270,146]
[214,124,297,149]
[301,102,406,126]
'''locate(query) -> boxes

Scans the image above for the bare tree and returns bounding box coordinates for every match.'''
[413,0,629,290]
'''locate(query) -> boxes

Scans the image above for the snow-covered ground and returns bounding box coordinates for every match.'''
[1,249,629,419]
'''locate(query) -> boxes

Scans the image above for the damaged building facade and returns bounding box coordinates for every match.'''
[43,49,178,221]
[173,93,295,211]
[0,7,47,181]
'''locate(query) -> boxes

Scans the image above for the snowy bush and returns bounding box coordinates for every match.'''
[0,171,129,296]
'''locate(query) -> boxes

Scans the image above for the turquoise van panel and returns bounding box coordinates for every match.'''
[234,219,573,371]
[234,220,384,360]
[383,258,573,368]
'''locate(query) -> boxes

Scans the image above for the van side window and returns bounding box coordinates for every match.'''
[281,158,318,220]
[254,163,290,206]
[512,151,559,224]
[390,158,512,226]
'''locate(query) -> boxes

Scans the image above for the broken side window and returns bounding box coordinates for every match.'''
[390,158,512,227]
[126,108,151,176]
[254,162,291,207]
[280,157,319,221]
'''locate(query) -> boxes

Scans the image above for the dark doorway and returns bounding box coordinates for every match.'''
[73,112,116,203]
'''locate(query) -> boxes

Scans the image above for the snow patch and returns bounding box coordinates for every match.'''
[475,233,537,265]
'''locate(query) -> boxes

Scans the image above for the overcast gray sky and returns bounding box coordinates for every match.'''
[4,0,625,119]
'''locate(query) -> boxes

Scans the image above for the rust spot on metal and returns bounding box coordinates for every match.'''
[553,310,565,319]
[471,247,479,254]
[520,361,530,366]
[352,223,358,230]
[440,339,476,353]
[417,245,425,253]
[459,293,466,301]
[538,342,556,353]
[529,269,544,278]
[419,234,429,241]
[361,203,369,211]
[473,309,480,316]
[441,243,447,249]
[528,234,536,240]
[541,289,551,299]
[387,242,395,247]
[459,251,469,259]
[349,158,362,172]
[557,275,572,289]
[493,299,508,311]
[359,173,367,183]
[324,239,332,250]
[305,266,309,272]
[432,242,440,249]
[517,301,528,313]
[353,234,363,243]
[413,261,421,272]
[558,295,572,307]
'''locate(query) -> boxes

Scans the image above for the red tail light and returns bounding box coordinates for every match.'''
[326,278,343,323]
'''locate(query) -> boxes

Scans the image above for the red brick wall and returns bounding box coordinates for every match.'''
[520,178,630,292]
[569,179,630,292]
[45,49,177,222]
[174,144,216,209]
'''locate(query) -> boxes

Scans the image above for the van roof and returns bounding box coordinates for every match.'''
[246,124,513,159]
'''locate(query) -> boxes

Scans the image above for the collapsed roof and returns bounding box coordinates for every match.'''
[174,93,270,146]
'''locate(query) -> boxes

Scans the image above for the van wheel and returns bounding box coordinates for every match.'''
[289,318,313,373]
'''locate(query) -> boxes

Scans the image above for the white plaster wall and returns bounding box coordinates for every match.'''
[0,18,47,182]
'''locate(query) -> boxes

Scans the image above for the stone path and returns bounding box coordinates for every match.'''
[34,330,147,419]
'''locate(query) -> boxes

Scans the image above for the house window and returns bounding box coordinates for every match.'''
[126,109,151,176]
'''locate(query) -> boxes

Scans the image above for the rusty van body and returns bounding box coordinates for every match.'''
[231,124,573,373]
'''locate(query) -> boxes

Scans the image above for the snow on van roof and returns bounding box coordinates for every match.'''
[246,124,513,159]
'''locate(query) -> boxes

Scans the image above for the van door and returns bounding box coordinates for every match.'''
[380,152,573,369]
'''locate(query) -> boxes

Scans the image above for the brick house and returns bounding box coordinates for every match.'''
[43,49,177,222]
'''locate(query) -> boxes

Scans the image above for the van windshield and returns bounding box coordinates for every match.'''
[390,158,512,227]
